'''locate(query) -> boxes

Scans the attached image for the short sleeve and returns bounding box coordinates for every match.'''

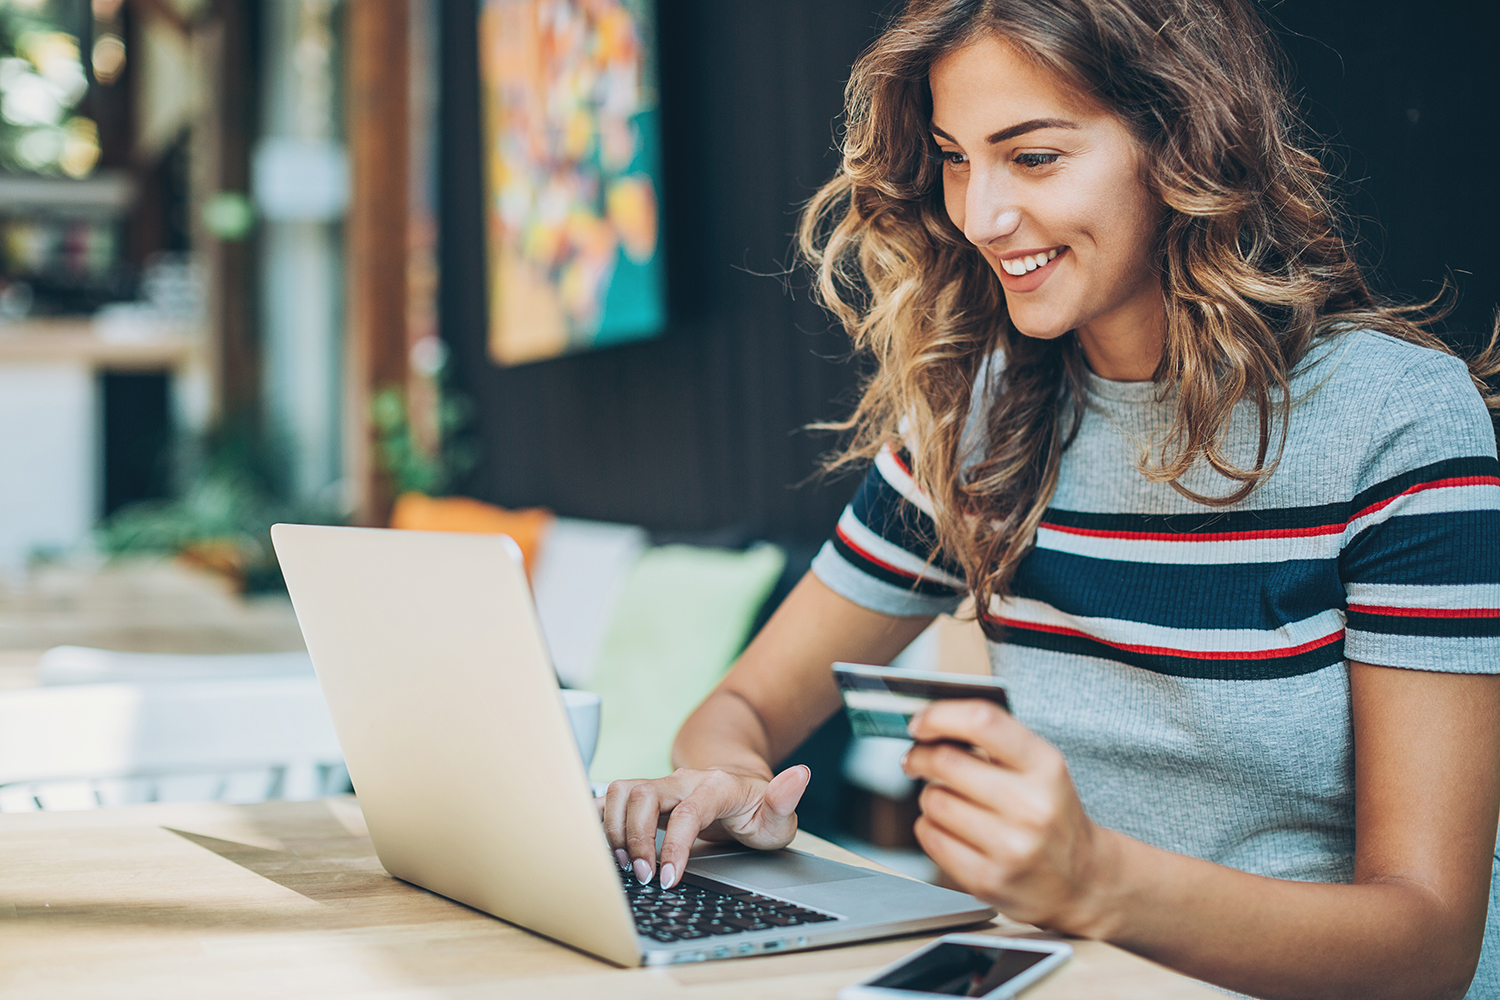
[811,444,967,617]
[1340,351,1500,672]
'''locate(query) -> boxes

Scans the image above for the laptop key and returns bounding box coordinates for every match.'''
[725,917,771,931]
[704,922,744,935]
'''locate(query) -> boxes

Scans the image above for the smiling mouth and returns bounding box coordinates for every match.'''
[999,248,1063,276]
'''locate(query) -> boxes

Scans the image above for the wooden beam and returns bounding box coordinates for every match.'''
[345,1,411,526]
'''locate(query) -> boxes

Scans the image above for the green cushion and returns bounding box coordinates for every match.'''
[584,543,785,784]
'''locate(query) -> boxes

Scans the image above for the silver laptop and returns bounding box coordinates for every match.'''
[270,523,996,966]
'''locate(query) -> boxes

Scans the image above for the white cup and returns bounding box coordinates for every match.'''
[559,689,601,769]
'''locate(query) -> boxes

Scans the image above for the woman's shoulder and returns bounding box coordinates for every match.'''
[1294,328,1471,389]
[1289,329,1496,489]
[1293,329,1486,430]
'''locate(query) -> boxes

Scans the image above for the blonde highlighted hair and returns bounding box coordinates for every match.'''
[799,0,1499,636]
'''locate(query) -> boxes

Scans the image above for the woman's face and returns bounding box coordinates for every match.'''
[929,35,1166,379]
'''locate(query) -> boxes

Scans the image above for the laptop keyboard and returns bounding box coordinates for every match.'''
[618,867,837,944]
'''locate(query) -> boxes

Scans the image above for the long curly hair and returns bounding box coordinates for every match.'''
[799,0,1500,636]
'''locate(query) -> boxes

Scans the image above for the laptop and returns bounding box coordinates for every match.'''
[270,523,996,967]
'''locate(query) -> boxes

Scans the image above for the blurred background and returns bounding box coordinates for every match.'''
[0,0,1494,860]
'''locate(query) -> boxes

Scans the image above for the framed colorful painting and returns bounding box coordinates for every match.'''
[479,0,665,366]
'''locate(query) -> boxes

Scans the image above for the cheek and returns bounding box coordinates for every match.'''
[942,173,966,234]
[1099,167,1160,257]
[1074,176,1159,275]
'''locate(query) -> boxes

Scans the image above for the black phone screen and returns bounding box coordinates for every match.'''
[867,941,1049,996]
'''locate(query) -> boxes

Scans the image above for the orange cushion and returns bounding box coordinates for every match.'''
[389,492,554,577]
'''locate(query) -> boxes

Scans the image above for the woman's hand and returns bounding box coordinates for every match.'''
[599,763,812,890]
[902,699,1117,936]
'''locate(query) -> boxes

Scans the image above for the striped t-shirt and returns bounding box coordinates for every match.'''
[811,330,1500,995]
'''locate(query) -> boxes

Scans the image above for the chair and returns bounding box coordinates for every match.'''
[0,674,345,812]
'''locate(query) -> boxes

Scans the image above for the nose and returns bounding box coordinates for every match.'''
[963,171,1022,247]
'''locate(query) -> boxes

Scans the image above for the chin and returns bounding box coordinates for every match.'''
[1006,313,1074,342]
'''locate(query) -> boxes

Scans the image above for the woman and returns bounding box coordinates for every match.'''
[601,1,1500,996]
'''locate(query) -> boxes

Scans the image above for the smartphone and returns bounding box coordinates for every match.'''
[834,662,1011,740]
[838,934,1072,999]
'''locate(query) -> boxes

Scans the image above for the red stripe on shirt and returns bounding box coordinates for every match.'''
[995,618,1346,661]
[835,525,920,582]
[1352,476,1500,521]
[886,448,914,478]
[1348,604,1500,619]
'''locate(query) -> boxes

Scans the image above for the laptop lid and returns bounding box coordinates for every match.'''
[270,523,642,966]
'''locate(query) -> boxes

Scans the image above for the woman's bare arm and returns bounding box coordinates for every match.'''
[600,571,933,887]
[903,662,1500,1000]
[673,572,934,771]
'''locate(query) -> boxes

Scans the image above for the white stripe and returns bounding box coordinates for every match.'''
[875,445,936,518]
[1346,483,1500,539]
[991,597,1346,654]
[1345,583,1500,611]
[838,509,966,589]
[1035,525,1341,565]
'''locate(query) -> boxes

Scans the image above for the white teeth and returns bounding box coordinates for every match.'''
[1000,249,1062,276]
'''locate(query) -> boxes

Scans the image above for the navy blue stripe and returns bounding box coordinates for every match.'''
[829,534,962,598]
[1041,504,1346,536]
[1012,549,1345,632]
[1000,624,1346,680]
[1347,610,1500,639]
[1350,456,1499,514]
[850,463,963,577]
[1341,510,1500,585]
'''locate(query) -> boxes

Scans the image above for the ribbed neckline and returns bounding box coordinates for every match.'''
[1082,369,1163,404]
[1079,330,1358,406]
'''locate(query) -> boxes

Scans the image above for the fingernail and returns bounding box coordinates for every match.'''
[660,863,676,889]
[907,711,923,736]
[614,849,630,869]
[632,858,653,884]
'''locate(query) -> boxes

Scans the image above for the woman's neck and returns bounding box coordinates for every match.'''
[1075,291,1167,382]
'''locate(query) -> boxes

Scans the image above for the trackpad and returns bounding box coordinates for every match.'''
[690,850,879,890]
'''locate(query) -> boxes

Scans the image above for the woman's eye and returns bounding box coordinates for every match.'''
[929,149,967,168]
[1014,152,1060,169]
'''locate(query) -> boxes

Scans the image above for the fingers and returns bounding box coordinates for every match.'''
[907,699,1049,771]
[658,790,714,890]
[623,782,667,882]
[602,774,688,881]
[904,737,1023,805]
[913,811,1005,903]
[657,766,810,888]
[918,781,1036,864]
[601,766,811,890]
[601,778,645,867]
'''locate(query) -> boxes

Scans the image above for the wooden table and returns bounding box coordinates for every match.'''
[0,797,1220,999]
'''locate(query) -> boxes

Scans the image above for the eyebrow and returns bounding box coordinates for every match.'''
[929,117,1082,145]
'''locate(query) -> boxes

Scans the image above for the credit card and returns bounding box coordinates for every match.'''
[833,662,1011,740]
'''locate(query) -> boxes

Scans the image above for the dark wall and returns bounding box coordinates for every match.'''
[1270,1,1499,354]
[439,0,1499,546]
[440,0,894,546]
